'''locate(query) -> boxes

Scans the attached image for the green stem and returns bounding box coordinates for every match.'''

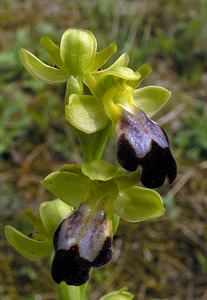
[57,282,88,300]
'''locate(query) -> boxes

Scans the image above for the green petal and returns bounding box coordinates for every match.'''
[134,85,171,117]
[65,94,108,134]
[114,186,165,222]
[39,199,73,238]
[5,225,51,260]
[42,171,88,207]
[81,160,117,181]
[92,42,117,70]
[100,288,134,300]
[129,64,152,88]
[40,36,63,67]
[60,28,97,75]
[23,208,46,236]
[19,49,69,84]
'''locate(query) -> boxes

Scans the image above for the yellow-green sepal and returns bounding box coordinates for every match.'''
[93,54,139,81]
[134,85,171,117]
[65,94,108,134]
[40,36,63,68]
[19,49,69,84]
[5,225,52,260]
[114,186,165,222]
[39,199,73,238]
[41,171,88,207]
[60,28,97,76]
[92,42,117,70]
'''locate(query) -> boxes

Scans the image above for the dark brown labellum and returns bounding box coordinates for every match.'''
[117,108,177,188]
[51,204,112,286]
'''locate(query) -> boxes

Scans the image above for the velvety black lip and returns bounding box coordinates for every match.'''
[116,108,177,188]
[117,133,139,172]
[51,246,91,286]
[140,141,177,188]
[92,237,112,267]
[51,237,113,286]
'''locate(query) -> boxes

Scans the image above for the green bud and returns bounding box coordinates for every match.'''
[81,160,117,181]
[60,28,97,76]
[100,288,134,300]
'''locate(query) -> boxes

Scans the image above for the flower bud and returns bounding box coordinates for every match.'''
[51,204,112,286]
[116,108,177,188]
[60,29,97,77]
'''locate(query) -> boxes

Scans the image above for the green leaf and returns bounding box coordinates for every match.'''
[42,171,88,207]
[129,64,152,88]
[134,85,171,117]
[60,28,97,75]
[114,186,165,222]
[92,42,117,70]
[39,199,73,238]
[65,94,108,134]
[19,49,69,84]
[40,36,63,67]
[81,160,117,181]
[23,208,46,236]
[5,225,51,260]
[100,288,134,300]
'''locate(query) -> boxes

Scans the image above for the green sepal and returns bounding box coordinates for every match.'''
[81,159,117,181]
[94,66,140,81]
[114,186,165,222]
[65,94,108,134]
[5,225,52,260]
[40,36,63,68]
[39,199,73,238]
[115,170,140,191]
[23,208,47,236]
[42,171,88,207]
[60,28,97,76]
[92,42,117,70]
[99,288,134,300]
[19,49,69,84]
[134,85,171,117]
[129,64,152,88]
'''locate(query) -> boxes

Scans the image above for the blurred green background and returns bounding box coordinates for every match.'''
[0,0,207,299]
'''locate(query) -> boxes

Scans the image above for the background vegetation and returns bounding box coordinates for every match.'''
[0,0,207,299]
